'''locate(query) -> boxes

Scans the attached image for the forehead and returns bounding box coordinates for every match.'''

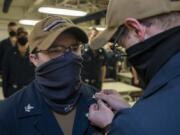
[8,25,17,29]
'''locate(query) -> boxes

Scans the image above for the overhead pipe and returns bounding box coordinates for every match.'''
[2,0,13,13]
[73,9,106,24]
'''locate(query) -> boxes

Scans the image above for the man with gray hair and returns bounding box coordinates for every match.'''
[88,0,180,134]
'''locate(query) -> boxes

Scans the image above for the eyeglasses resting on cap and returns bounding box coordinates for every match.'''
[110,26,127,57]
[110,26,126,46]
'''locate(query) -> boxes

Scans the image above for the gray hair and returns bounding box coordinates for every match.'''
[141,11,180,30]
[120,11,180,42]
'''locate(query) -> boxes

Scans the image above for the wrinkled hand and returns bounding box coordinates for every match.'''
[88,100,114,129]
[95,90,130,112]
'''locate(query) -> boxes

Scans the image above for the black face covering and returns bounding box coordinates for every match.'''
[9,31,17,37]
[35,52,83,114]
[18,36,28,46]
[126,26,180,88]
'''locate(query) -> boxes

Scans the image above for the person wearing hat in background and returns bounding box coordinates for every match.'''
[81,27,107,90]
[0,16,102,135]
[88,0,180,134]
[0,22,17,73]
[2,28,35,98]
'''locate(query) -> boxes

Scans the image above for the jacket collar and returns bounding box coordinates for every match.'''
[141,52,180,99]
[17,82,96,135]
[73,90,96,135]
[17,82,42,118]
[16,82,62,134]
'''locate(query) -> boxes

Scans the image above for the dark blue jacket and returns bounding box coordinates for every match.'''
[109,53,180,135]
[0,82,101,135]
[0,38,14,71]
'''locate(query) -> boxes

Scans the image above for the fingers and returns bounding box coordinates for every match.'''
[102,89,119,95]
[103,89,114,94]
[89,104,97,113]
[89,100,109,113]
[88,104,97,121]
[95,93,109,102]
[97,100,107,109]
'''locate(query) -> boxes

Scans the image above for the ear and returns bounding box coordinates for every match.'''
[29,54,39,67]
[124,18,146,41]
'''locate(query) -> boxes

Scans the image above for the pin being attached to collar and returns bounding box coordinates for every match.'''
[92,95,96,99]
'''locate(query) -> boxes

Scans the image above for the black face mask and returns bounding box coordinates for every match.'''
[9,31,17,37]
[18,36,28,46]
[126,26,180,89]
[35,52,83,114]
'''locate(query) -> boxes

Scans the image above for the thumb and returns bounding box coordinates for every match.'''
[96,93,108,101]
[97,100,107,109]
[89,104,98,113]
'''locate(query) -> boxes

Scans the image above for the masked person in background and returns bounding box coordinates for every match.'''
[88,0,180,134]
[0,16,102,135]
[0,22,17,72]
[2,29,35,98]
[81,27,107,90]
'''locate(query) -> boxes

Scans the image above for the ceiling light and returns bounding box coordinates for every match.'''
[19,19,39,26]
[38,7,87,17]
[89,27,106,31]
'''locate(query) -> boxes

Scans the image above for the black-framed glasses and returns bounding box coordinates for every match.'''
[111,26,126,46]
[32,42,83,55]
[111,26,127,57]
